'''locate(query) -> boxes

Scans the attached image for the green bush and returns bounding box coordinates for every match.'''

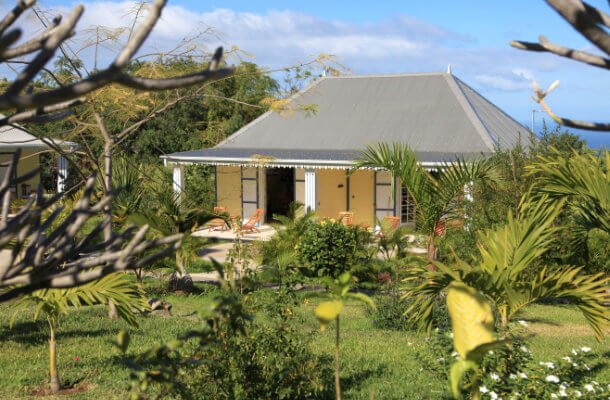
[586,229,610,275]
[298,219,371,277]
[369,290,412,331]
[187,307,333,399]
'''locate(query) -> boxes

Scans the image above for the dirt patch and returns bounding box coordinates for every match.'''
[30,382,93,397]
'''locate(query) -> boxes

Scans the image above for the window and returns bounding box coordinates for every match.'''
[400,185,416,225]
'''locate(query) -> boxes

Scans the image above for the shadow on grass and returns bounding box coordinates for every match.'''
[0,320,115,345]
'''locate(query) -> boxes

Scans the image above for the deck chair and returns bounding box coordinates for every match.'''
[375,216,400,238]
[239,208,264,234]
[338,211,354,226]
[206,206,229,231]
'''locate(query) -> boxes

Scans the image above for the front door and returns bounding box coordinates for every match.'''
[265,168,295,222]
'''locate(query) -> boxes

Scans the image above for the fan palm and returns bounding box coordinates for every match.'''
[403,198,609,340]
[12,273,145,394]
[131,186,219,279]
[357,142,498,260]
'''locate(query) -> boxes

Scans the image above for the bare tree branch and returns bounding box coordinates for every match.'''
[511,35,610,69]
[512,0,610,131]
[0,158,182,302]
[0,0,35,36]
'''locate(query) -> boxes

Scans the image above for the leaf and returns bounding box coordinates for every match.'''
[446,281,496,361]
[450,359,477,400]
[115,330,130,354]
[315,300,343,331]
[345,292,376,311]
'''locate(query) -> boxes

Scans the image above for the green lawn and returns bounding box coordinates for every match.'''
[0,287,607,399]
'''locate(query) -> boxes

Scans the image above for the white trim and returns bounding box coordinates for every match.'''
[160,155,446,170]
[304,169,317,212]
[172,165,183,194]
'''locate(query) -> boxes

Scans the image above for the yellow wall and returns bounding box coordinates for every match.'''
[348,170,374,225]
[0,150,40,198]
[316,169,347,219]
[216,166,241,217]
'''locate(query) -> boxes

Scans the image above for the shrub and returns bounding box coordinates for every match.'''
[298,219,371,277]
[369,289,412,331]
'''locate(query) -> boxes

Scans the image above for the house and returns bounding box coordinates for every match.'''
[0,122,75,199]
[161,72,529,226]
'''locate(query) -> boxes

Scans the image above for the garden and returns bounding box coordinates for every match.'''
[0,1,609,398]
[0,130,608,399]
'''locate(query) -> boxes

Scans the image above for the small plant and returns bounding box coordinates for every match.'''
[299,219,371,277]
[13,273,145,394]
[313,272,376,400]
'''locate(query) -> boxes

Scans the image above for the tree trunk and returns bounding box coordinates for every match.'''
[427,234,437,270]
[334,316,342,400]
[97,114,119,319]
[48,319,60,394]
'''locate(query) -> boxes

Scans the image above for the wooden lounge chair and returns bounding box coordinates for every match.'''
[338,211,354,226]
[206,206,229,231]
[239,208,264,234]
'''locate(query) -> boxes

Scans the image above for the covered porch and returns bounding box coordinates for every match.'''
[162,148,422,228]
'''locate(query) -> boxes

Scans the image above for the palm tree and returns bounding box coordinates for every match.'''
[403,198,609,340]
[530,148,610,237]
[131,186,219,289]
[12,273,145,394]
[357,143,498,260]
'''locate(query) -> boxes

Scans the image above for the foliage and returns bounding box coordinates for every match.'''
[13,273,145,393]
[357,142,498,259]
[313,272,376,400]
[368,287,412,331]
[255,202,315,286]
[403,198,609,339]
[130,178,218,278]
[298,219,371,277]
[374,221,414,261]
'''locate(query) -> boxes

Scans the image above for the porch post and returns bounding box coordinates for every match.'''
[304,169,317,212]
[172,164,184,195]
[57,155,68,193]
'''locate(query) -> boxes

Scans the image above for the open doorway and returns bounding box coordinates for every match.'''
[265,168,294,222]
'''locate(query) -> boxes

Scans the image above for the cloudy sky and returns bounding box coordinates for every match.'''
[13,0,610,144]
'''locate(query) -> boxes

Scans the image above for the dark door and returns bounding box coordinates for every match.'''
[265,168,295,222]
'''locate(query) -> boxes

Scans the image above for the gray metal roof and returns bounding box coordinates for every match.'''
[162,147,483,168]
[164,72,529,165]
[0,121,76,150]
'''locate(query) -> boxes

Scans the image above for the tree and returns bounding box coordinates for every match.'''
[130,179,219,288]
[357,142,498,260]
[0,0,234,298]
[12,273,145,394]
[511,0,610,131]
[403,198,609,338]
[0,0,233,126]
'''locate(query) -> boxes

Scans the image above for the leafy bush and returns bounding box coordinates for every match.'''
[369,290,412,331]
[298,219,371,277]
[586,229,610,275]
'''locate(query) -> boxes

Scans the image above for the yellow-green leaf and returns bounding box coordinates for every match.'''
[447,282,495,361]
[315,300,343,331]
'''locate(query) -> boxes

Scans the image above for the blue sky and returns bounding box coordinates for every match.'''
[28,1,610,146]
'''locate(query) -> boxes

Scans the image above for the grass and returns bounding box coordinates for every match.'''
[0,286,607,399]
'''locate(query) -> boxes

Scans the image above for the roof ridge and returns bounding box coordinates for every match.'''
[325,71,449,79]
[452,76,530,144]
[216,76,327,148]
[443,73,497,151]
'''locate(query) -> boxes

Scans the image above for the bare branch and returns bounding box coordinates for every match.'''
[0,98,84,124]
[536,96,610,131]
[546,0,610,55]
[1,23,68,60]
[0,0,35,36]
[511,35,610,69]
[116,67,234,91]
[113,0,165,68]
[5,5,83,97]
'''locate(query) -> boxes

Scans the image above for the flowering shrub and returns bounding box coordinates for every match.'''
[416,328,608,400]
[298,219,371,277]
[478,346,607,399]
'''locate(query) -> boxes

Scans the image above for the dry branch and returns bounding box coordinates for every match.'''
[511,0,610,131]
